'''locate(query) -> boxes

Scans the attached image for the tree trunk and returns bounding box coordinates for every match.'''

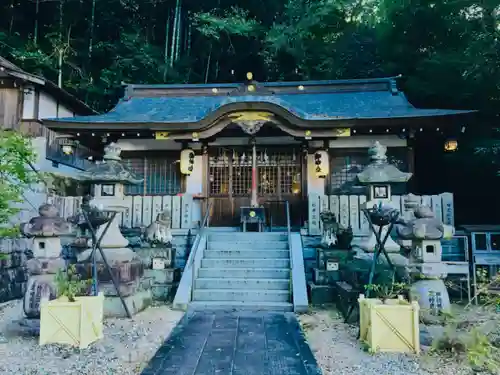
[204,44,212,84]
[174,0,182,63]
[164,10,171,80]
[186,13,192,57]
[33,0,40,45]
[88,0,96,61]
[58,0,64,88]
[9,0,15,35]
[170,0,180,67]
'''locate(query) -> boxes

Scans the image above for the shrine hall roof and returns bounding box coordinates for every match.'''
[43,76,475,130]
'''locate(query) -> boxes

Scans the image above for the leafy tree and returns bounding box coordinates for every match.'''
[0,130,38,237]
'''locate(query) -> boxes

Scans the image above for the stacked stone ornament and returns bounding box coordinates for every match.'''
[139,209,179,302]
[396,202,454,313]
[20,204,71,319]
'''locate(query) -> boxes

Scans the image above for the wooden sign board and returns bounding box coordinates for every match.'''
[155,132,169,140]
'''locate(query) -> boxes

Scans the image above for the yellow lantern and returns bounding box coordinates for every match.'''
[180,149,195,175]
[314,150,329,178]
[444,139,458,152]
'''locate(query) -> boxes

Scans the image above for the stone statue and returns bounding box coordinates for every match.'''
[319,211,338,247]
[20,204,71,319]
[144,209,173,246]
[319,211,354,249]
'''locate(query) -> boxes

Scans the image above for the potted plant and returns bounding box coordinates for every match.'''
[359,280,420,354]
[39,265,104,349]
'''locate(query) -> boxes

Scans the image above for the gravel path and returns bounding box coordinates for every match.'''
[0,300,184,375]
[299,309,475,375]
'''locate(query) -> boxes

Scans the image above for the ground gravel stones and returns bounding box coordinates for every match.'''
[299,309,475,375]
[0,300,183,375]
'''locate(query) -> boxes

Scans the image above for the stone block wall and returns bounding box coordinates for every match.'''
[301,236,320,282]
[0,228,194,305]
[0,238,32,303]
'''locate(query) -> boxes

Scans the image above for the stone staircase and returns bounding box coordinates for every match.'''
[189,232,293,311]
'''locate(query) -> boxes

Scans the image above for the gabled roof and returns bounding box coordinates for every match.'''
[42,76,475,131]
[0,56,96,115]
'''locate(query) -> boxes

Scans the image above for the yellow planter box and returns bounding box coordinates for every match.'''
[39,292,104,349]
[358,294,420,354]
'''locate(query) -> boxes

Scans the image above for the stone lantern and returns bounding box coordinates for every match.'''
[20,204,71,320]
[357,141,412,253]
[396,204,454,313]
[79,142,142,255]
[76,142,149,317]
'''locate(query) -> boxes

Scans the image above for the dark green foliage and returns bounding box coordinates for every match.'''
[0,0,497,114]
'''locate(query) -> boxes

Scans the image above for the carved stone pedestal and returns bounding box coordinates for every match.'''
[313,248,353,285]
[76,253,148,317]
[136,246,179,302]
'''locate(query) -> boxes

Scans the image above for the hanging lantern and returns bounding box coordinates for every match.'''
[180,149,195,175]
[58,137,79,155]
[314,150,329,178]
[444,139,458,152]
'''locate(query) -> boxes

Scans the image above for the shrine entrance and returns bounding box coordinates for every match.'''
[207,146,305,228]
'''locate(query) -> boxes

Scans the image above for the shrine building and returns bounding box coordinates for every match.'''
[42,74,474,232]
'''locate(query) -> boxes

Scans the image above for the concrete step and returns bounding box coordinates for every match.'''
[204,250,289,259]
[189,301,293,312]
[195,278,289,290]
[193,289,290,302]
[201,258,290,269]
[198,267,290,279]
[207,241,288,250]
[207,232,288,241]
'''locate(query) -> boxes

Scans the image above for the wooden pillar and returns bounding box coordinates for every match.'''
[407,131,416,193]
[201,143,210,222]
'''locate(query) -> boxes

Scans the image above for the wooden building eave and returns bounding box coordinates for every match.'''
[43,109,476,141]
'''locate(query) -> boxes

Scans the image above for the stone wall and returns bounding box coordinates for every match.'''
[302,236,320,283]
[0,229,193,306]
[0,238,31,303]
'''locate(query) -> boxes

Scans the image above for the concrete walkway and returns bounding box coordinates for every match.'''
[141,310,322,375]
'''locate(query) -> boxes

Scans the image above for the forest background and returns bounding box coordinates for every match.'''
[0,0,499,221]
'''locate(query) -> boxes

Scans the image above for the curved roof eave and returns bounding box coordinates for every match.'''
[42,94,477,131]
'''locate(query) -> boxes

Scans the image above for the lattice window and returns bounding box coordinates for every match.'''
[328,147,409,194]
[208,148,301,196]
[122,154,181,196]
[257,149,301,195]
[329,151,367,194]
[209,152,231,196]
[278,152,301,195]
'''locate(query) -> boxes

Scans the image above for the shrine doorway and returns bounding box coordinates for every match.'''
[207,146,305,228]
